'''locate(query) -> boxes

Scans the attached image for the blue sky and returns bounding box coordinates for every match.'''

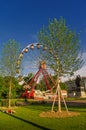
[0,0,86,51]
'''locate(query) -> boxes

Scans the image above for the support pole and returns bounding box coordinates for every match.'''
[60,88,69,113]
[51,83,58,112]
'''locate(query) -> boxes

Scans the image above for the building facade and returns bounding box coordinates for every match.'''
[65,76,86,98]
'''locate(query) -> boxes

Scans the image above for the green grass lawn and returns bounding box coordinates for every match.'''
[0,104,86,130]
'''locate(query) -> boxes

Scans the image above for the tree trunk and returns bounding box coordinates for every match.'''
[8,77,12,109]
[57,81,61,112]
[51,84,58,112]
[51,77,62,112]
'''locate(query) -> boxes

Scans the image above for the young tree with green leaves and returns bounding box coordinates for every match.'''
[24,73,34,84]
[38,17,83,112]
[1,39,20,108]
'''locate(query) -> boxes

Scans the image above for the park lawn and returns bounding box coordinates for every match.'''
[0,104,86,130]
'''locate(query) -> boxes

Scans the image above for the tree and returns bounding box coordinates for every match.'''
[0,76,21,99]
[38,17,83,112]
[24,73,34,84]
[0,76,6,98]
[0,39,20,108]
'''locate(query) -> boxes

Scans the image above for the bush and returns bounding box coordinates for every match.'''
[60,82,68,90]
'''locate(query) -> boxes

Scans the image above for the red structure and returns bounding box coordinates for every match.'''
[21,61,56,99]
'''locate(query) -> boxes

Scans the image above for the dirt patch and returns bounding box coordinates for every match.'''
[40,111,80,118]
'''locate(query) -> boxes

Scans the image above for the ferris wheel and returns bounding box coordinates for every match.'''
[16,43,56,99]
[16,43,54,77]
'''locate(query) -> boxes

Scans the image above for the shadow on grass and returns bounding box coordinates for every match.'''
[0,110,51,130]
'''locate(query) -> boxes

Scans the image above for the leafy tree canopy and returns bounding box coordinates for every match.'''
[0,39,20,77]
[38,17,83,77]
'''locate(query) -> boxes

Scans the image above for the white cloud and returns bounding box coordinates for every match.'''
[75,52,86,77]
[75,66,86,77]
[62,52,86,82]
